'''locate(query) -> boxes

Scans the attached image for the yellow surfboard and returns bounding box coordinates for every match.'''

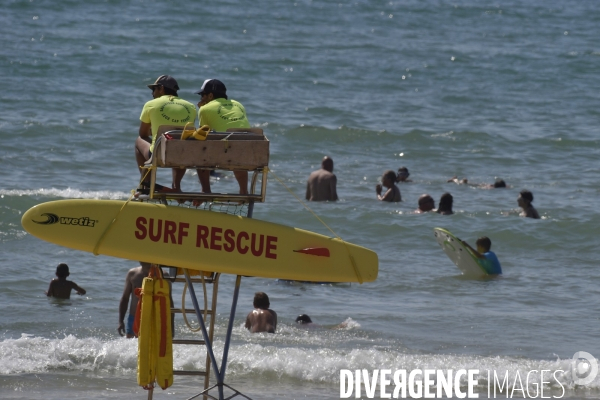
[21,200,378,283]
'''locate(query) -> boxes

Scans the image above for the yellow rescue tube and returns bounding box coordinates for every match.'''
[137,277,154,387]
[137,269,173,390]
[153,278,173,389]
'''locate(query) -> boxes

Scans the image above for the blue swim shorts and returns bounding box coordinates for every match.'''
[126,313,135,336]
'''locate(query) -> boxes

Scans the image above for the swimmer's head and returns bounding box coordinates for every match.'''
[418,194,435,211]
[518,190,534,207]
[321,156,334,172]
[295,314,313,324]
[396,167,410,181]
[494,179,506,188]
[475,236,492,252]
[56,263,70,278]
[382,170,397,186]
[253,292,270,309]
[438,192,453,209]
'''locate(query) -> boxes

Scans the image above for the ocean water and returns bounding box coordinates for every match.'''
[1,0,599,399]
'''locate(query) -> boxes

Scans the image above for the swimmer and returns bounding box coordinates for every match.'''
[492,178,507,188]
[245,292,277,333]
[517,189,540,219]
[461,236,503,275]
[415,194,435,213]
[476,178,508,189]
[46,263,86,299]
[295,314,314,325]
[448,176,508,189]
[306,156,338,201]
[295,314,349,329]
[376,170,401,202]
[435,192,454,215]
[396,167,413,183]
[447,176,468,185]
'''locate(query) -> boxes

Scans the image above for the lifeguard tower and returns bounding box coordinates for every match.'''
[136,127,269,400]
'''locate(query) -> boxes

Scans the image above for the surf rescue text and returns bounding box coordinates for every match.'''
[134,217,278,259]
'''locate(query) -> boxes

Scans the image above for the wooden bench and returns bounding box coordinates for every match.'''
[142,127,269,203]
[153,127,269,170]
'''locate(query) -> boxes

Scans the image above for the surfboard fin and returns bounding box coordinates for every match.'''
[293,247,330,257]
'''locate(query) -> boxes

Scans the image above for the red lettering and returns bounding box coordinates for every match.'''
[164,220,177,243]
[266,235,277,259]
[210,227,223,250]
[250,233,264,257]
[149,219,162,242]
[223,229,235,252]
[196,225,209,248]
[178,222,189,245]
[135,217,147,240]
[237,231,249,254]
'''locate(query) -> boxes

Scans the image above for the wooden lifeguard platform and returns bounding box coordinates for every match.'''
[137,127,269,400]
[140,127,269,206]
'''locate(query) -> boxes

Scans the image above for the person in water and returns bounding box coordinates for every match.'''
[306,156,339,201]
[118,262,151,338]
[447,176,469,185]
[118,262,174,338]
[245,292,277,333]
[46,263,86,299]
[376,170,401,202]
[435,192,454,215]
[448,176,507,189]
[518,189,540,219]
[295,314,349,329]
[492,178,507,188]
[396,166,413,183]
[415,194,435,213]
[461,236,503,276]
[295,314,313,324]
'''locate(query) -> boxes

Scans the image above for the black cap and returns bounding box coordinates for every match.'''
[195,79,227,96]
[148,75,180,91]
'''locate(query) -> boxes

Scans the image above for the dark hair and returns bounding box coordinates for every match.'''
[520,189,534,203]
[56,263,70,278]
[295,314,312,324]
[322,156,334,172]
[383,170,397,183]
[438,192,453,210]
[397,167,409,176]
[253,292,270,309]
[475,236,492,252]
[418,194,434,205]
[493,179,506,188]
[163,87,178,96]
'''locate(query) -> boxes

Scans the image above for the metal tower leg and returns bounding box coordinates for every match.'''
[182,271,251,400]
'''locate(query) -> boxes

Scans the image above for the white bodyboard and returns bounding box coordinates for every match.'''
[433,228,487,276]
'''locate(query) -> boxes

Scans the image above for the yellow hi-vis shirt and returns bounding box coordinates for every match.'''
[140,95,197,152]
[198,98,250,132]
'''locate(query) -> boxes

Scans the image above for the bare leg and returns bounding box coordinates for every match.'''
[172,168,186,191]
[196,169,212,193]
[234,171,248,194]
[134,137,151,178]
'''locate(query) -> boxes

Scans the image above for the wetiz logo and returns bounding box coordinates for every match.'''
[33,213,97,227]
